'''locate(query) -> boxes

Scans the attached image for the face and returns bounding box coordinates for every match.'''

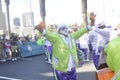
[59,27,69,36]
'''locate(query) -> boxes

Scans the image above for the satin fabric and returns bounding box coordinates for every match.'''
[54,68,76,80]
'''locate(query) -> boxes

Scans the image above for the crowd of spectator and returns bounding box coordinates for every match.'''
[0,33,39,62]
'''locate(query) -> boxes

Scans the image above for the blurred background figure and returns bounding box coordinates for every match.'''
[88,21,111,69]
[5,39,11,60]
[10,33,19,61]
[44,38,53,64]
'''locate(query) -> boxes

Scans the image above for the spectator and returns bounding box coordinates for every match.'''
[10,33,18,61]
[5,39,11,60]
[0,39,6,62]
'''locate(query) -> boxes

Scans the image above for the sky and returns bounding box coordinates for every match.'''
[2,0,120,27]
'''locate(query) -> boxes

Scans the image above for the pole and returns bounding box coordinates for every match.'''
[30,0,35,37]
[39,0,46,22]
[81,0,88,27]
[30,0,34,27]
[5,0,11,39]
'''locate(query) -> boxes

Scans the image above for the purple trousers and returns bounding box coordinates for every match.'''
[92,46,103,69]
[45,45,52,63]
[80,48,88,60]
[54,68,76,80]
[76,43,89,61]
[47,46,52,61]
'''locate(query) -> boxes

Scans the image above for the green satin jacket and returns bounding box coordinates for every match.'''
[104,37,120,80]
[44,28,88,72]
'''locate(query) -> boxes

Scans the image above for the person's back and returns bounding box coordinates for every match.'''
[104,37,120,80]
[89,27,110,50]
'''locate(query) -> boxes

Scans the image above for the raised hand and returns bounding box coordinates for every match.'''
[34,21,46,32]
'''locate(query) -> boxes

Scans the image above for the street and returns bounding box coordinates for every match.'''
[0,54,97,80]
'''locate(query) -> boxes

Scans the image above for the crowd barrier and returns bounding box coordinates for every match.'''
[18,42,45,57]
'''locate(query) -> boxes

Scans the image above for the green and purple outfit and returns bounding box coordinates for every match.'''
[40,27,88,80]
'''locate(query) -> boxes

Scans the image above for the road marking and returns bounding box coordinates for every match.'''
[0,76,22,80]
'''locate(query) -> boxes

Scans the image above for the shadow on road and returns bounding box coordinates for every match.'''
[0,55,96,80]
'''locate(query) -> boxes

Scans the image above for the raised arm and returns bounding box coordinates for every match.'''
[34,21,58,43]
[94,28,110,36]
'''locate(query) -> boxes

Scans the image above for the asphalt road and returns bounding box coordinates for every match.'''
[0,54,97,80]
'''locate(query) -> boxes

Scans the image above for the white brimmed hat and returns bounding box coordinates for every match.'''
[96,21,105,28]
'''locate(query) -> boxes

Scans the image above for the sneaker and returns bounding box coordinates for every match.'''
[12,58,15,61]
[45,60,49,63]
[49,61,52,64]
[12,58,17,61]
[14,58,17,61]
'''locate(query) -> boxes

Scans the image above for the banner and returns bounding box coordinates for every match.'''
[18,42,45,57]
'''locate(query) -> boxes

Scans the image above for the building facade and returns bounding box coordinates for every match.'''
[0,0,7,34]
[22,12,34,27]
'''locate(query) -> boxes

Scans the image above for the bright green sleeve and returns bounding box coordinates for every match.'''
[44,31,59,44]
[38,30,59,44]
[71,27,88,40]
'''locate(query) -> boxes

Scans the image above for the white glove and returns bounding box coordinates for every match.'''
[86,25,92,31]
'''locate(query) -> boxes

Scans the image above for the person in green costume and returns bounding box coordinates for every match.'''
[104,37,120,80]
[36,37,45,45]
[34,21,91,80]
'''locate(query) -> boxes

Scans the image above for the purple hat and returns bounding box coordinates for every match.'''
[96,21,105,28]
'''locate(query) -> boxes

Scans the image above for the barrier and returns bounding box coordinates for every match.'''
[18,42,45,57]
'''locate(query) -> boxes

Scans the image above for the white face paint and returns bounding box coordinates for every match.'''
[57,23,69,36]
[59,28,69,36]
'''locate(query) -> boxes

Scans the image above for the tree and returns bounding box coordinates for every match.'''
[39,0,46,22]
[81,0,88,27]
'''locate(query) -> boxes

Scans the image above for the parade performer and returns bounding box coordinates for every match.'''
[35,21,91,80]
[104,37,120,80]
[88,21,110,69]
[76,33,90,62]
[44,38,53,64]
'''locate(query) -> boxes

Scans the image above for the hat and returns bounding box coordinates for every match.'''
[96,21,105,28]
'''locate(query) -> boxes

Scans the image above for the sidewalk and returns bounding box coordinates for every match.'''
[77,60,97,80]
